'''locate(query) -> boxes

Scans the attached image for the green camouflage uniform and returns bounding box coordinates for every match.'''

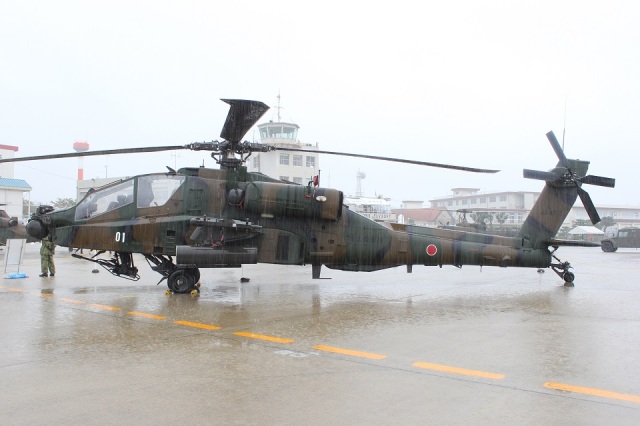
[40,239,56,276]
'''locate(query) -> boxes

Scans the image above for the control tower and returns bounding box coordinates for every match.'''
[246,95,319,185]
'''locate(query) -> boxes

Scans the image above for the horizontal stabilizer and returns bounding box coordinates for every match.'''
[544,238,601,248]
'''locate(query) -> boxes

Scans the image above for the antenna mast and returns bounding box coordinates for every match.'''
[276,92,282,122]
[562,96,568,150]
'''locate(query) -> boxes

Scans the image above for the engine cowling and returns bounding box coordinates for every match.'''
[242,182,343,221]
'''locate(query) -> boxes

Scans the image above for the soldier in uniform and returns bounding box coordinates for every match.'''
[39,236,56,277]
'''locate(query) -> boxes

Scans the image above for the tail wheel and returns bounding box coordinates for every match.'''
[551,257,575,284]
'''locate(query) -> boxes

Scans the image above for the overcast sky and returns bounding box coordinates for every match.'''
[1,1,638,208]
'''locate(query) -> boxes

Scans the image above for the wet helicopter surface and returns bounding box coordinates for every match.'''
[0,99,616,294]
[1,243,639,425]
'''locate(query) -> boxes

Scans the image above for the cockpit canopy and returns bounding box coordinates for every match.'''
[74,174,185,220]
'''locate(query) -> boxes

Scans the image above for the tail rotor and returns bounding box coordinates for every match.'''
[523,131,615,224]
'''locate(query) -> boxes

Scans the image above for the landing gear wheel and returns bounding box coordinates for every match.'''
[186,268,200,283]
[185,268,200,295]
[563,271,575,286]
[550,250,576,286]
[168,270,195,294]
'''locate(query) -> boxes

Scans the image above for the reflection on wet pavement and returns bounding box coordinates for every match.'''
[2,245,640,424]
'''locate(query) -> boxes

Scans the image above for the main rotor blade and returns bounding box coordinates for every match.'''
[219,99,269,144]
[577,186,601,224]
[276,147,499,174]
[546,131,570,169]
[580,174,616,188]
[0,146,185,163]
[523,169,558,181]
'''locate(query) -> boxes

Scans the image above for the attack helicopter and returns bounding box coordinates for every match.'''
[0,208,38,245]
[1,99,615,293]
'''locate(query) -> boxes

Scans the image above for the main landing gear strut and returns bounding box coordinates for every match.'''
[549,247,575,286]
[71,251,140,280]
[145,254,201,295]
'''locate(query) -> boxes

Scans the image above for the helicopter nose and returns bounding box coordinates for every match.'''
[26,219,49,240]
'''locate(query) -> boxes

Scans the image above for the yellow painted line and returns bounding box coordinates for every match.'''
[233,331,294,344]
[127,311,167,320]
[174,320,221,330]
[412,362,505,380]
[88,303,121,311]
[59,297,85,304]
[8,288,28,293]
[544,382,640,404]
[313,345,386,360]
[36,293,54,298]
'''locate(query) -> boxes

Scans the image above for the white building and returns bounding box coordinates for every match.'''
[343,196,396,222]
[573,204,640,228]
[429,188,537,226]
[0,144,32,218]
[429,188,640,228]
[246,119,320,185]
[0,178,32,219]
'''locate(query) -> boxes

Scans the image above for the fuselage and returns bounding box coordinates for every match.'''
[32,166,552,272]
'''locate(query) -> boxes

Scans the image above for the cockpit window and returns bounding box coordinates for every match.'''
[75,180,134,220]
[136,175,185,208]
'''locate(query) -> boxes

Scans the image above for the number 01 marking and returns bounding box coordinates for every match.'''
[115,232,126,243]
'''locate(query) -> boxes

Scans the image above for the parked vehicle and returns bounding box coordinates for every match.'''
[601,227,640,252]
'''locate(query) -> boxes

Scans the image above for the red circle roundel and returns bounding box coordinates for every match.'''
[426,244,438,256]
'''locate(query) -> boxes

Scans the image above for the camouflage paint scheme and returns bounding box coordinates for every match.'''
[29,157,589,292]
[19,99,611,293]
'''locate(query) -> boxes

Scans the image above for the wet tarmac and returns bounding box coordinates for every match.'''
[1,243,640,425]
